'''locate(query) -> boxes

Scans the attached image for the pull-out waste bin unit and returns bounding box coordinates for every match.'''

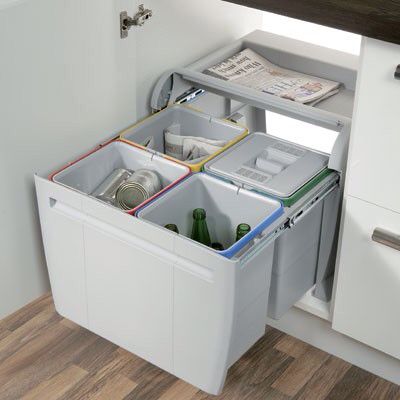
[35,30,355,395]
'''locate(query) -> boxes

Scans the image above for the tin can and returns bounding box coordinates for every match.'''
[116,169,162,210]
[91,168,132,205]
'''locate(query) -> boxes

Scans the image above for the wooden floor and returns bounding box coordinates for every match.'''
[0,294,399,400]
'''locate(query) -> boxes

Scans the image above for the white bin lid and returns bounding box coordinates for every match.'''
[204,132,329,199]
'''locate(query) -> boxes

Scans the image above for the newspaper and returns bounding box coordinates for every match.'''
[204,48,340,105]
[164,124,227,164]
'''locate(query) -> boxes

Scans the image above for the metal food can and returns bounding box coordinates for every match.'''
[91,168,133,205]
[115,169,162,210]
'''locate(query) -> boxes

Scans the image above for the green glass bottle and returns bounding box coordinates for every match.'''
[191,208,211,246]
[164,224,179,233]
[236,223,251,242]
[211,242,224,251]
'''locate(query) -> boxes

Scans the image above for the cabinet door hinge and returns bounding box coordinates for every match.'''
[120,4,153,38]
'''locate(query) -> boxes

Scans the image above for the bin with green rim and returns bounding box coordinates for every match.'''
[204,132,339,319]
[204,132,331,206]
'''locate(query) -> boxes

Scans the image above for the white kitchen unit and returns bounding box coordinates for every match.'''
[333,38,400,360]
[31,1,400,395]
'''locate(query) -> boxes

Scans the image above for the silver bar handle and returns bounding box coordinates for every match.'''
[372,228,400,252]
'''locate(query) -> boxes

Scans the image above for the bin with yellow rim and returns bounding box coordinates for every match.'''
[119,104,248,172]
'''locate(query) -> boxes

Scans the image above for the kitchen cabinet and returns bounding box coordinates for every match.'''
[333,37,400,359]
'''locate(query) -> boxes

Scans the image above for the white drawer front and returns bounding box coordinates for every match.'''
[346,37,400,213]
[333,196,400,359]
[84,224,174,372]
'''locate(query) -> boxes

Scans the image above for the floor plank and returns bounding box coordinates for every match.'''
[0,294,399,400]
[271,345,330,397]
[0,294,53,331]
[324,366,397,400]
[21,365,88,400]
[58,348,137,400]
[0,306,60,363]
[85,373,137,400]
[0,327,96,400]
[293,356,351,400]
[157,380,198,400]
[363,378,400,400]
[274,335,309,359]
[123,365,178,400]
[0,321,71,386]
[190,331,293,400]
[74,336,119,373]
[0,329,11,341]
[60,318,81,331]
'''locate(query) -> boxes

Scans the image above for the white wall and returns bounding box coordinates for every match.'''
[0,0,261,319]
[135,0,263,119]
[262,12,361,153]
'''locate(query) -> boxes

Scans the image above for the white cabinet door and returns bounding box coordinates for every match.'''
[346,37,400,214]
[333,196,400,359]
[1,0,140,319]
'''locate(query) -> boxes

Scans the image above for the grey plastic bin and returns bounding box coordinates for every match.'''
[51,140,190,214]
[136,173,284,258]
[119,104,248,172]
[204,132,339,319]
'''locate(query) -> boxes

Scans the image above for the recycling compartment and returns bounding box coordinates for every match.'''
[50,140,190,214]
[204,132,339,318]
[119,104,248,172]
[136,173,284,258]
